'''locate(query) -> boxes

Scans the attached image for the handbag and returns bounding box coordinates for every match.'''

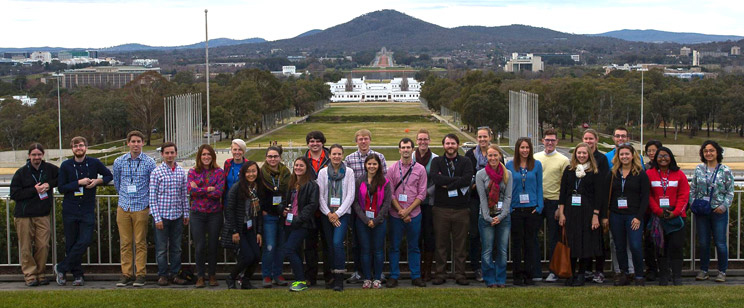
[549,227,572,278]
[691,165,720,216]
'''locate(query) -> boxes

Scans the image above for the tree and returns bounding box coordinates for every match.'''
[0,99,29,150]
[124,71,172,145]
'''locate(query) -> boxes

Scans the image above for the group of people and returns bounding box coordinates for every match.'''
[9,126,735,290]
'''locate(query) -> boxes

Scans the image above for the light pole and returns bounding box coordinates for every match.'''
[52,73,64,161]
[640,68,647,148]
[205,9,211,145]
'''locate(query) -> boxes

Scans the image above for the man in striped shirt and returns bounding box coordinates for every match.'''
[113,130,157,287]
[149,142,189,286]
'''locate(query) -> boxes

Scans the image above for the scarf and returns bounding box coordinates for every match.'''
[328,163,346,210]
[261,162,290,193]
[246,186,260,218]
[485,163,504,209]
[575,163,589,179]
[415,148,432,167]
[473,147,488,170]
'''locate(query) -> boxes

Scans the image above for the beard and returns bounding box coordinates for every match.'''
[74,151,86,159]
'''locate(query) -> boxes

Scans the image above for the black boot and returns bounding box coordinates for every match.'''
[241,264,257,289]
[226,275,237,289]
[613,273,628,286]
[657,258,669,286]
[573,274,585,286]
[671,260,683,286]
[333,273,344,292]
[564,276,574,287]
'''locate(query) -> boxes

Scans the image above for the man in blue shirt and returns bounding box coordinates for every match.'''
[605,126,645,170]
[55,136,112,287]
[112,131,157,287]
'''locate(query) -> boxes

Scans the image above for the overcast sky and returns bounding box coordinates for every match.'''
[4,0,743,48]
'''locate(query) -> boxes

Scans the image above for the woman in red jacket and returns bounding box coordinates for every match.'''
[646,147,689,286]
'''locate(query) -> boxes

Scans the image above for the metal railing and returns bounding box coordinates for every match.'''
[1,186,742,272]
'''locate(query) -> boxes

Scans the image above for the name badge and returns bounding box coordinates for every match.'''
[330,197,341,206]
[617,197,628,209]
[703,197,711,202]
[398,194,408,202]
[273,196,282,205]
[571,194,582,206]
[286,213,294,223]
[127,185,137,194]
[75,187,84,197]
[497,201,503,209]
[659,197,671,208]
[519,194,530,204]
[448,190,458,198]
[38,192,49,200]
[366,210,375,219]
[246,219,253,229]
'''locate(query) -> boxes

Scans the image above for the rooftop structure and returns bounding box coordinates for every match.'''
[504,53,543,72]
[56,66,162,89]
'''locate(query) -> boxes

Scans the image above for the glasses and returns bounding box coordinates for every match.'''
[72,144,87,149]
[656,154,670,159]
[703,149,716,154]
[266,155,280,159]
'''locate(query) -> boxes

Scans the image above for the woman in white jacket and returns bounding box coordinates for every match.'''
[317,144,356,291]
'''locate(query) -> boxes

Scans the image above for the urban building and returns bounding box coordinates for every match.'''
[732,46,741,56]
[693,50,700,66]
[30,52,52,64]
[327,76,421,102]
[132,59,159,67]
[0,95,37,106]
[504,53,544,72]
[56,66,162,89]
[680,46,691,57]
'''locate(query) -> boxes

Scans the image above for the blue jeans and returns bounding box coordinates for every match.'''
[696,211,729,273]
[261,213,285,279]
[609,213,644,278]
[479,215,511,286]
[389,214,422,279]
[280,227,309,282]
[356,218,387,280]
[321,214,350,271]
[58,211,96,278]
[154,217,183,277]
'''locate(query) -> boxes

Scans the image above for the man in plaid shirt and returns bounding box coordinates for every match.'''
[343,129,387,284]
[149,142,189,286]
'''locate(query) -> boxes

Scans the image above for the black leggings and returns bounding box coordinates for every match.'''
[230,227,261,278]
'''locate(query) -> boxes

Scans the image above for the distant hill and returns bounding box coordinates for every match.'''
[0,38,266,53]
[295,29,323,38]
[591,29,743,44]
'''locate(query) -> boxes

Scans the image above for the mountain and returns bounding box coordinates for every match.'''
[295,29,323,38]
[97,38,266,52]
[591,29,743,44]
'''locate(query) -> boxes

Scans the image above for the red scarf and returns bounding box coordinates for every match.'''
[485,163,503,208]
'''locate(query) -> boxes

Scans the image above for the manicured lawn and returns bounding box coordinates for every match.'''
[643,129,744,150]
[244,122,469,148]
[315,103,428,117]
[2,286,742,308]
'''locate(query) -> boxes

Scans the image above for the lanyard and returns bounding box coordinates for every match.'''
[128,158,142,184]
[657,169,669,195]
[29,165,44,184]
[520,167,527,192]
[270,174,280,191]
[705,164,721,196]
[446,158,457,178]
[397,161,415,193]
[366,183,376,211]
[621,174,627,195]
[74,159,89,180]
[574,178,582,193]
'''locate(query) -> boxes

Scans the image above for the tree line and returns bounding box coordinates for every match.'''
[421,69,744,143]
[0,69,330,150]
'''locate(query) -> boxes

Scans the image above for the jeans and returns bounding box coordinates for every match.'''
[231,227,261,278]
[389,214,422,279]
[479,215,510,286]
[609,213,644,278]
[356,218,387,280]
[261,213,285,279]
[280,227,309,282]
[696,211,729,273]
[350,213,362,273]
[321,214,350,271]
[304,215,331,282]
[510,207,541,280]
[541,200,560,275]
[153,217,183,277]
[468,198,481,272]
[58,211,95,278]
[190,211,222,277]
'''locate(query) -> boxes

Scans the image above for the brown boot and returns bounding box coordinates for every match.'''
[209,275,219,287]
[195,277,205,288]
[422,251,434,282]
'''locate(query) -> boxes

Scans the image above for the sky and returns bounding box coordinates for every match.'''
[3,0,743,48]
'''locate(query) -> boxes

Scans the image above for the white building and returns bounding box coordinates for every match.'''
[0,95,38,106]
[327,76,422,102]
[30,51,52,64]
[132,59,159,67]
[680,46,691,57]
[692,50,700,66]
[732,46,741,56]
[504,53,543,72]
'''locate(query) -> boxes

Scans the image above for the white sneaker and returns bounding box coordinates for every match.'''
[545,273,558,282]
[532,277,543,282]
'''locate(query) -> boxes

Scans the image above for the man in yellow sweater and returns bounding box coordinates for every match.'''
[533,128,569,282]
